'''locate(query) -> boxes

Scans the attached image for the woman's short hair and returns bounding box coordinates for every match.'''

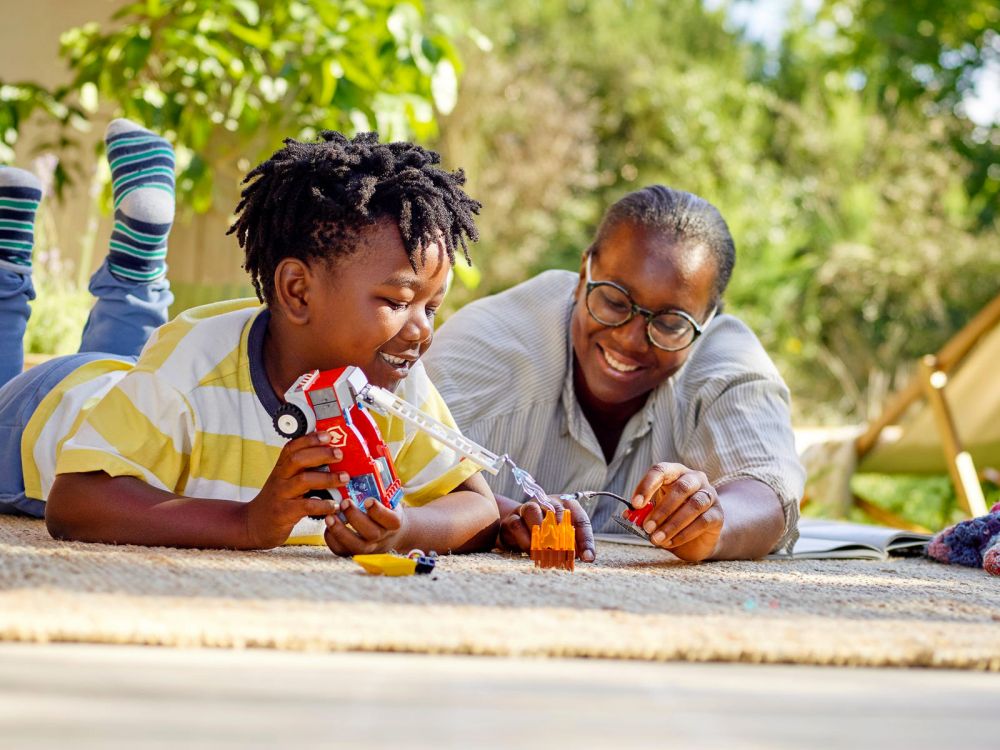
[591,185,735,304]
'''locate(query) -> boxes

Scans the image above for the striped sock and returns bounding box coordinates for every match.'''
[0,167,43,274]
[105,119,175,282]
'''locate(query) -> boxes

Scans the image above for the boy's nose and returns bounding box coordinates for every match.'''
[402,309,434,343]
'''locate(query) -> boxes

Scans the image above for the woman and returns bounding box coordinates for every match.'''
[423,185,804,562]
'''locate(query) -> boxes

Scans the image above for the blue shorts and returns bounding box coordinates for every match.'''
[0,352,133,517]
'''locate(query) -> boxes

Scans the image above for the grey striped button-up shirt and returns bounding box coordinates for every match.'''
[424,270,804,552]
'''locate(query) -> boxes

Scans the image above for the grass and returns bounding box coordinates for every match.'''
[850,473,1000,531]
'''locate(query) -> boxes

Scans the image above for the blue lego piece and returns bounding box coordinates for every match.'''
[346,473,381,510]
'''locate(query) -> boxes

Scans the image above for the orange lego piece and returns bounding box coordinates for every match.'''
[529,509,575,571]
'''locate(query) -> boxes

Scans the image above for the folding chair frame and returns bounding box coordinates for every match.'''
[853,294,1000,524]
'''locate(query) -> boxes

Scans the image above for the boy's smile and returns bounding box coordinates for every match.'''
[266,219,451,395]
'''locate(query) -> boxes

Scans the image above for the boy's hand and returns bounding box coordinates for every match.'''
[323,498,408,556]
[632,462,724,562]
[244,432,347,549]
[498,494,596,562]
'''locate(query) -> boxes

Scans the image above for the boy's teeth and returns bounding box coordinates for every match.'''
[380,352,408,366]
[603,349,639,373]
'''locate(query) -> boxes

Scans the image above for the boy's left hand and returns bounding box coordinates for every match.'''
[324,497,409,556]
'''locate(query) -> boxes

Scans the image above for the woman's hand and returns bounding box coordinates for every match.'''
[630,462,724,562]
[498,494,596,562]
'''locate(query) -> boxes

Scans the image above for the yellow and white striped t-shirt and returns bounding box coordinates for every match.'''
[24,298,480,544]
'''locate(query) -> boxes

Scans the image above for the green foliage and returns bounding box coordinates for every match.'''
[6,0,998,447]
[851,473,1000,531]
[436,0,771,304]
[0,83,84,197]
[5,0,465,214]
[22,249,91,356]
[747,0,1000,420]
[434,0,999,424]
[774,0,1000,227]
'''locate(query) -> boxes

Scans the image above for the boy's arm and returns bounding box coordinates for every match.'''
[47,432,346,549]
[47,472,258,548]
[398,473,500,553]
[324,472,500,555]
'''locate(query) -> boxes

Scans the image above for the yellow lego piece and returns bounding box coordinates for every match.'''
[352,554,418,576]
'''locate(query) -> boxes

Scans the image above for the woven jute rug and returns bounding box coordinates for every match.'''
[1,516,998,669]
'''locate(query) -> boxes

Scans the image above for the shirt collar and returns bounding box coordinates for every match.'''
[559,297,583,440]
[248,308,282,417]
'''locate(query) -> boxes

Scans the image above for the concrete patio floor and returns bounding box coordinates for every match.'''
[0,642,997,749]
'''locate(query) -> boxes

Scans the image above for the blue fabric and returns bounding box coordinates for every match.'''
[0,270,36,388]
[0,352,132,517]
[0,257,171,516]
[79,259,174,356]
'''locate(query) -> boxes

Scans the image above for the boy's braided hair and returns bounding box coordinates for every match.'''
[228,131,481,304]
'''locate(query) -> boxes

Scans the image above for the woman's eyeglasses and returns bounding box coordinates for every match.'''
[584,253,715,352]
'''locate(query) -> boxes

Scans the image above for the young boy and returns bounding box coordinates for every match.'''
[0,120,499,554]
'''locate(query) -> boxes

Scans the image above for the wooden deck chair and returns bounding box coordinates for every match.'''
[852,292,1000,528]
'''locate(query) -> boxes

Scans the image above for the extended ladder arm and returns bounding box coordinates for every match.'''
[358,383,506,475]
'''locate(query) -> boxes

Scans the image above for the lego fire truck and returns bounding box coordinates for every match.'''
[273,366,509,511]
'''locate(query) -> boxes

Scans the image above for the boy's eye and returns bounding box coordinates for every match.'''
[383,299,410,312]
[425,306,438,320]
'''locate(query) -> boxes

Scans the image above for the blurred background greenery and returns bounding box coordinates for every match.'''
[2,0,998,526]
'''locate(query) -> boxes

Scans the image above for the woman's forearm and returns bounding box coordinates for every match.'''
[709,478,786,560]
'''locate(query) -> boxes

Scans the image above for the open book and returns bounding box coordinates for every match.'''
[771,519,932,560]
[595,519,932,560]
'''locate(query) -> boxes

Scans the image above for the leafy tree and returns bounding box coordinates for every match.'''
[434,0,782,298]
[434,0,999,423]
[752,0,1000,418]
[0,83,84,198]
[771,0,999,226]
[2,0,465,212]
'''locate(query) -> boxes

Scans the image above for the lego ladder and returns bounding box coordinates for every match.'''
[360,385,506,475]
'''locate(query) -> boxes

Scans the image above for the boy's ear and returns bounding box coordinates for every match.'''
[273,258,312,325]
